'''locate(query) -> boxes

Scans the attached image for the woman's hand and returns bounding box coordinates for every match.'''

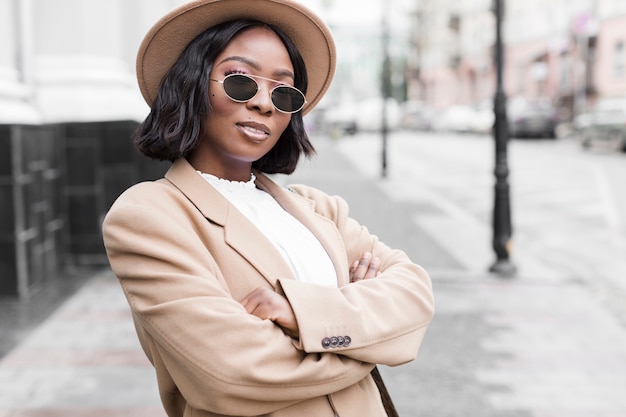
[240,287,299,338]
[349,251,381,283]
[241,251,381,337]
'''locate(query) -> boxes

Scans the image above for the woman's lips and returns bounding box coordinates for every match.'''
[237,122,271,141]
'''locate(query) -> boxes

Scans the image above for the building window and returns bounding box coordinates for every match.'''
[614,41,625,78]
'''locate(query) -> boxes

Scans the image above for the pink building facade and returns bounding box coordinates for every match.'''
[593,14,626,98]
[409,1,626,119]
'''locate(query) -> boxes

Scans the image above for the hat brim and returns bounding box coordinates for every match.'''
[137,0,336,115]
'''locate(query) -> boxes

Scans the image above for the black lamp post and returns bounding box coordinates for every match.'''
[381,5,391,179]
[490,0,516,277]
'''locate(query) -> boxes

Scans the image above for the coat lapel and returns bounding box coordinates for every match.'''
[164,159,295,287]
[164,158,350,288]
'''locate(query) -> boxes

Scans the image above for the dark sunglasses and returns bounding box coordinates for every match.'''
[210,73,307,114]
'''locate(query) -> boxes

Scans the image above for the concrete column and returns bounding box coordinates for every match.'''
[0,0,40,124]
[31,0,149,122]
[122,0,190,65]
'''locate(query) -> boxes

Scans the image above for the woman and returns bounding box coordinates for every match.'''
[102,1,434,416]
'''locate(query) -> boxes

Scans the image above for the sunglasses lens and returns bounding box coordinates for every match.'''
[219,74,305,113]
[223,75,258,101]
[272,86,306,113]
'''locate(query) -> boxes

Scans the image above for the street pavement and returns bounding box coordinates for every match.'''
[1,131,626,416]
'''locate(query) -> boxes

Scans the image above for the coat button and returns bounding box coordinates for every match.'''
[330,336,339,347]
[343,336,351,347]
[322,337,331,349]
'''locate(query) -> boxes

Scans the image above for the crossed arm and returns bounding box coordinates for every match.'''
[239,252,381,338]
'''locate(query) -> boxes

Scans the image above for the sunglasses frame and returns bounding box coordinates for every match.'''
[210,73,307,114]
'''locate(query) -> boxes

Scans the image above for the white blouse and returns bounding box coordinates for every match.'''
[199,172,338,287]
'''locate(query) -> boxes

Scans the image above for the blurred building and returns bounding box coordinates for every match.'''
[407,0,626,118]
[409,0,494,109]
[306,0,414,133]
[0,0,185,297]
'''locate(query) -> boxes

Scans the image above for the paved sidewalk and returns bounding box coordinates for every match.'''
[0,270,165,417]
[1,134,626,416]
[290,135,626,417]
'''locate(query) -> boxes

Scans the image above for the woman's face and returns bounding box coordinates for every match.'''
[191,26,295,180]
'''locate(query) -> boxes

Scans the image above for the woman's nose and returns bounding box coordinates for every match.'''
[246,82,274,114]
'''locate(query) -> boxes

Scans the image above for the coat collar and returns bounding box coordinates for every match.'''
[163,158,349,287]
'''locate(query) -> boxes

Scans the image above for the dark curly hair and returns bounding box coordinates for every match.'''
[134,20,315,174]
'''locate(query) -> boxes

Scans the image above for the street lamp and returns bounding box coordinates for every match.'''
[490,0,516,277]
[381,2,391,179]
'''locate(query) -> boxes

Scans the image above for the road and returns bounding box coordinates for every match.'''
[289,130,626,417]
[307,128,626,326]
[304,130,626,286]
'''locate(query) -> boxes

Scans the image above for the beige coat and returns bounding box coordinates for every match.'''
[102,158,434,417]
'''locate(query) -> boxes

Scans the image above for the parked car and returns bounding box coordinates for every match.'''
[322,97,401,135]
[431,105,477,133]
[575,97,626,152]
[322,101,358,135]
[469,99,495,134]
[354,97,402,132]
[507,96,557,138]
[401,100,434,131]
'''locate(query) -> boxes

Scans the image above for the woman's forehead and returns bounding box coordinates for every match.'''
[216,27,294,73]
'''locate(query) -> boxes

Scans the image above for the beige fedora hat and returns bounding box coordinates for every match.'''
[137,0,336,115]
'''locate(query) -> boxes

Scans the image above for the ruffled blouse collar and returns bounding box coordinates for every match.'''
[198,172,257,194]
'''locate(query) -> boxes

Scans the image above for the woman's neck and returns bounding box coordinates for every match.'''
[186,156,253,182]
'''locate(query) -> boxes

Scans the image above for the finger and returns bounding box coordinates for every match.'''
[349,260,359,281]
[363,256,381,280]
[240,294,260,315]
[246,293,276,320]
[352,252,372,282]
[240,287,270,314]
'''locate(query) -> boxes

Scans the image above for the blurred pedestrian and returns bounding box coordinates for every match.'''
[102,0,434,416]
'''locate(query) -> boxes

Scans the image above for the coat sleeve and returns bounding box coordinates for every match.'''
[102,183,374,416]
[278,184,435,366]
